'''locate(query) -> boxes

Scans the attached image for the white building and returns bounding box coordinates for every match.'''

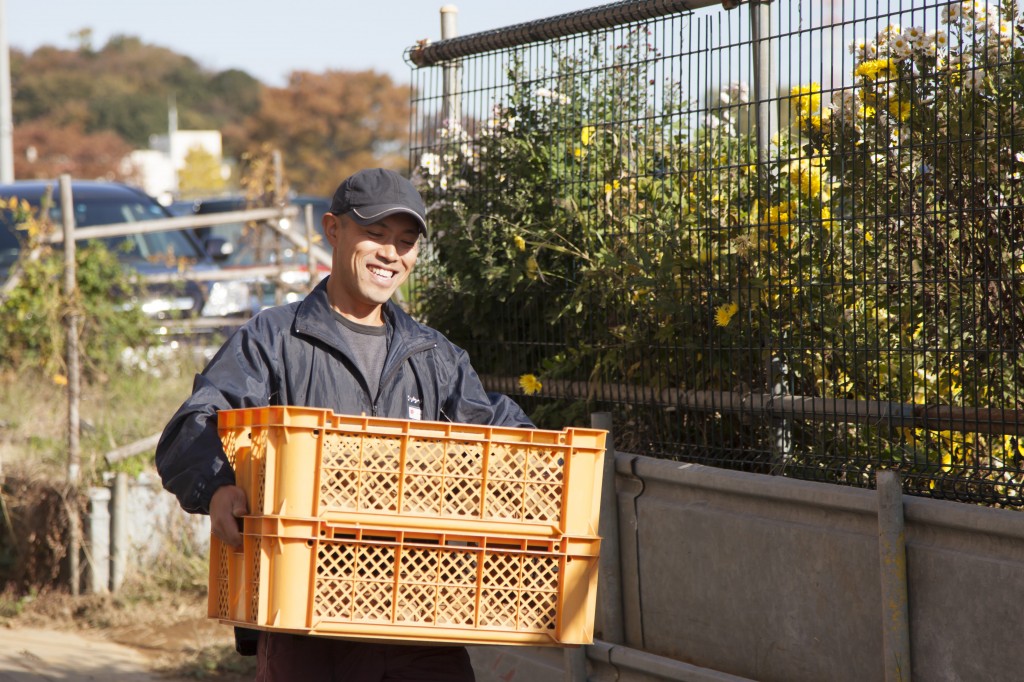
[121,103,229,204]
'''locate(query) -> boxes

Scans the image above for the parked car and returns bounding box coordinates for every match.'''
[187,194,329,266]
[0,180,259,324]
[186,194,330,307]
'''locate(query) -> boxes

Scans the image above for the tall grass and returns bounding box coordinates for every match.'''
[0,342,208,482]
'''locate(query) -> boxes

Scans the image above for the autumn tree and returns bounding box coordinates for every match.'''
[14,120,133,181]
[13,37,262,143]
[235,70,410,195]
[178,146,227,199]
[10,38,411,194]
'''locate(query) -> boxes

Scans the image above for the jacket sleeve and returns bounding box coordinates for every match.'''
[155,323,274,514]
[440,343,535,428]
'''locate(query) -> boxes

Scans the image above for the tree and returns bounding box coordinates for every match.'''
[235,70,410,195]
[11,37,263,147]
[14,119,133,181]
[178,145,226,199]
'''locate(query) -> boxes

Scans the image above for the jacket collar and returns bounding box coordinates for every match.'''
[294,277,432,352]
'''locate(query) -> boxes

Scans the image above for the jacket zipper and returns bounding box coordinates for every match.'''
[371,341,438,416]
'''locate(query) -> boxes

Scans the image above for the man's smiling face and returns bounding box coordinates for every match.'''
[323,211,420,324]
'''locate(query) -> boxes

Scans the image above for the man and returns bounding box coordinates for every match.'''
[156,168,533,681]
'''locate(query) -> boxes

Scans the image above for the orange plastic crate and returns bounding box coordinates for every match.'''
[217,406,606,538]
[208,517,601,646]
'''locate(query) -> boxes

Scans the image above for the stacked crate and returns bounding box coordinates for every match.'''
[207,405,606,646]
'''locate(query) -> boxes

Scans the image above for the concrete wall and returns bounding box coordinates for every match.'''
[87,472,209,592]
[471,453,1024,682]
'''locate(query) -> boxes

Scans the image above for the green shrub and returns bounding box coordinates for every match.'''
[0,202,152,377]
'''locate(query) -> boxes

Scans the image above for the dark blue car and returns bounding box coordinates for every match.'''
[0,180,258,322]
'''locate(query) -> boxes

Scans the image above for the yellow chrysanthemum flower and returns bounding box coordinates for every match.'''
[581,125,596,146]
[519,374,543,395]
[888,100,912,121]
[788,159,827,198]
[714,302,739,327]
[798,114,823,131]
[855,58,895,81]
[762,202,794,237]
[526,256,540,280]
[790,83,822,114]
[514,235,526,252]
[604,179,621,194]
[820,206,834,230]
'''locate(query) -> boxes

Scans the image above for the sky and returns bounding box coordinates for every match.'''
[5,0,600,86]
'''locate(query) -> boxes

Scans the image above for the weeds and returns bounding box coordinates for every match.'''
[0,343,206,482]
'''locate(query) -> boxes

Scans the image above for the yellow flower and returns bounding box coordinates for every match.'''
[603,179,621,194]
[581,125,596,146]
[888,100,912,121]
[513,235,526,252]
[787,159,827,198]
[526,256,540,280]
[855,58,895,81]
[790,83,822,114]
[53,374,68,386]
[573,146,583,159]
[1004,435,1024,458]
[714,302,739,327]
[798,114,823,131]
[820,205,834,229]
[762,202,794,237]
[518,374,543,395]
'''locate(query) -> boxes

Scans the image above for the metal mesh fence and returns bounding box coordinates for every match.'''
[406,0,1024,506]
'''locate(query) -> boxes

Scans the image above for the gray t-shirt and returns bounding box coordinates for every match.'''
[331,310,389,400]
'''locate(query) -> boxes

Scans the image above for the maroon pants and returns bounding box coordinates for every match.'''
[255,632,476,682]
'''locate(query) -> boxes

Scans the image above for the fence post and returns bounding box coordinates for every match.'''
[60,173,83,595]
[591,411,624,644]
[272,149,285,306]
[877,470,912,681]
[749,0,777,170]
[440,5,462,126]
[769,355,792,474]
[304,201,315,290]
[111,472,129,592]
[86,487,110,594]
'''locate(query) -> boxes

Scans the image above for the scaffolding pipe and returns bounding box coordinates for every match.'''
[407,0,725,67]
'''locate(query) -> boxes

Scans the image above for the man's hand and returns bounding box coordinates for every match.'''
[209,485,249,547]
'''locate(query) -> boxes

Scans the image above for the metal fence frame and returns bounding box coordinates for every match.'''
[405,0,1024,506]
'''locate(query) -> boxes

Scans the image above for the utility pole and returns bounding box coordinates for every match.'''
[0,0,14,181]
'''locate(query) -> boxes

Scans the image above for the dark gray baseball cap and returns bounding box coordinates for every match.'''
[329,168,427,235]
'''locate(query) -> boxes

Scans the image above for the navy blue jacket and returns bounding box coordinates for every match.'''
[156,278,532,514]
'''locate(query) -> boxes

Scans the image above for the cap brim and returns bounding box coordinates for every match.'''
[350,206,427,236]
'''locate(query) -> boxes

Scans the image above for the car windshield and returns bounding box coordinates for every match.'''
[194,197,328,268]
[56,196,202,267]
[0,193,203,278]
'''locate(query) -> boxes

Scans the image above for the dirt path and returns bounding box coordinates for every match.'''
[0,627,167,681]
[0,604,254,682]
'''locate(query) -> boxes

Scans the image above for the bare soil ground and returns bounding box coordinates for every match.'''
[1,589,257,681]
